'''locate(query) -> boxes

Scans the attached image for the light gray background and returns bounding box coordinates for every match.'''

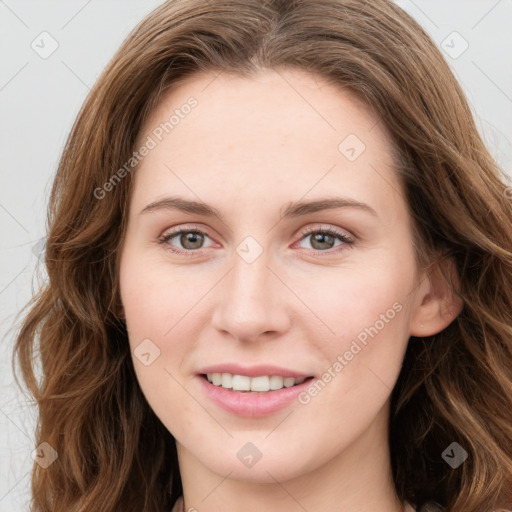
[1,1,511,510]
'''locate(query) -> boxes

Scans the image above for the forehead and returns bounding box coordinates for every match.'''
[131,68,404,221]
[139,67,387,150]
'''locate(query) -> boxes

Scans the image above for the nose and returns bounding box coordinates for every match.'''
[210,251,291,343]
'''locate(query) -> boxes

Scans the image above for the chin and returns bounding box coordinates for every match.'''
[193,445,312,484]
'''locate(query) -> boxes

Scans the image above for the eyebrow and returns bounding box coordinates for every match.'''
[139,195,378,219]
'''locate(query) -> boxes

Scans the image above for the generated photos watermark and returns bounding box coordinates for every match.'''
[93,96,198,200]
[298,301,403,405]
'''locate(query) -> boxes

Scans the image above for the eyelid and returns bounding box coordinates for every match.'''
[296,224,354,242]
[158,223,216,253]
[160,223,214,240]
[158,223,355,256]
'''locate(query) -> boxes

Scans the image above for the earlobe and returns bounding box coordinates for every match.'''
[409,255,463,337]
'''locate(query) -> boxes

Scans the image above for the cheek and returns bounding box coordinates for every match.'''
[119,252,212,399]
[307,261,410,336]
[120,252,203,344]
[303,259,413,389]
[119,259,198,431]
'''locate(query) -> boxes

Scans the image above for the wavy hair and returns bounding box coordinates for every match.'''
[12,0,512,510]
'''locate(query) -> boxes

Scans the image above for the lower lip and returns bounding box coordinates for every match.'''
[197,375,315,418]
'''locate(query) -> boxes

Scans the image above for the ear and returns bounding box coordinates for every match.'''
[409,254,463,337]
[117,304,126,321]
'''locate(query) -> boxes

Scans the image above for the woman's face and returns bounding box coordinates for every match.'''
[118,68,432,483]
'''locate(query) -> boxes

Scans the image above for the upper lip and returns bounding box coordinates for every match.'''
[197,363,313,379]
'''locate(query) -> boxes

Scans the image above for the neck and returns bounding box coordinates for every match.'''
[175,401,409,512]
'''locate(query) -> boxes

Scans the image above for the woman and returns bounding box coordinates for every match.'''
[13,0,512,511]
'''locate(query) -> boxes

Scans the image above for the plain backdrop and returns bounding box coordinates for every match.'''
[1,1,511,510]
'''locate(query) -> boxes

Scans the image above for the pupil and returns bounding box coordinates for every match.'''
[312,233,334,250]
[182,232,203,249]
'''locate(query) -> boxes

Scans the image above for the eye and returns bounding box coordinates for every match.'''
[158,225,354,257]
[294,226,354,254]
[158,227,214,256]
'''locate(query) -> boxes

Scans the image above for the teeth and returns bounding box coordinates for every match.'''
[250,376,269,392]
[283,377,295,388]
[221,373,232,389]
[232,374,250,391]
[269,375,284,390]
[205,373,307,392]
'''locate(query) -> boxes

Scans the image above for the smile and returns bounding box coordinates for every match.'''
[204,373,307,392]
[197,373,315,417]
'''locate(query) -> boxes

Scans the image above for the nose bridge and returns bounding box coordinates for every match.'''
[211,246,289,340]
[231,251,270,303]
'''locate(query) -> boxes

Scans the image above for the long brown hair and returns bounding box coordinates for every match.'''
[12,0,512,510]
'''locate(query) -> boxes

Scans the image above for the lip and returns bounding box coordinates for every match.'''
[196,374,315,418]
[197,363,311,379]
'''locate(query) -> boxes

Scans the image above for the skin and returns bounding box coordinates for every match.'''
[118,68,462,512]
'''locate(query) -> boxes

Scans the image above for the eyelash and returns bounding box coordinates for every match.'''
[157,225,354,257]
